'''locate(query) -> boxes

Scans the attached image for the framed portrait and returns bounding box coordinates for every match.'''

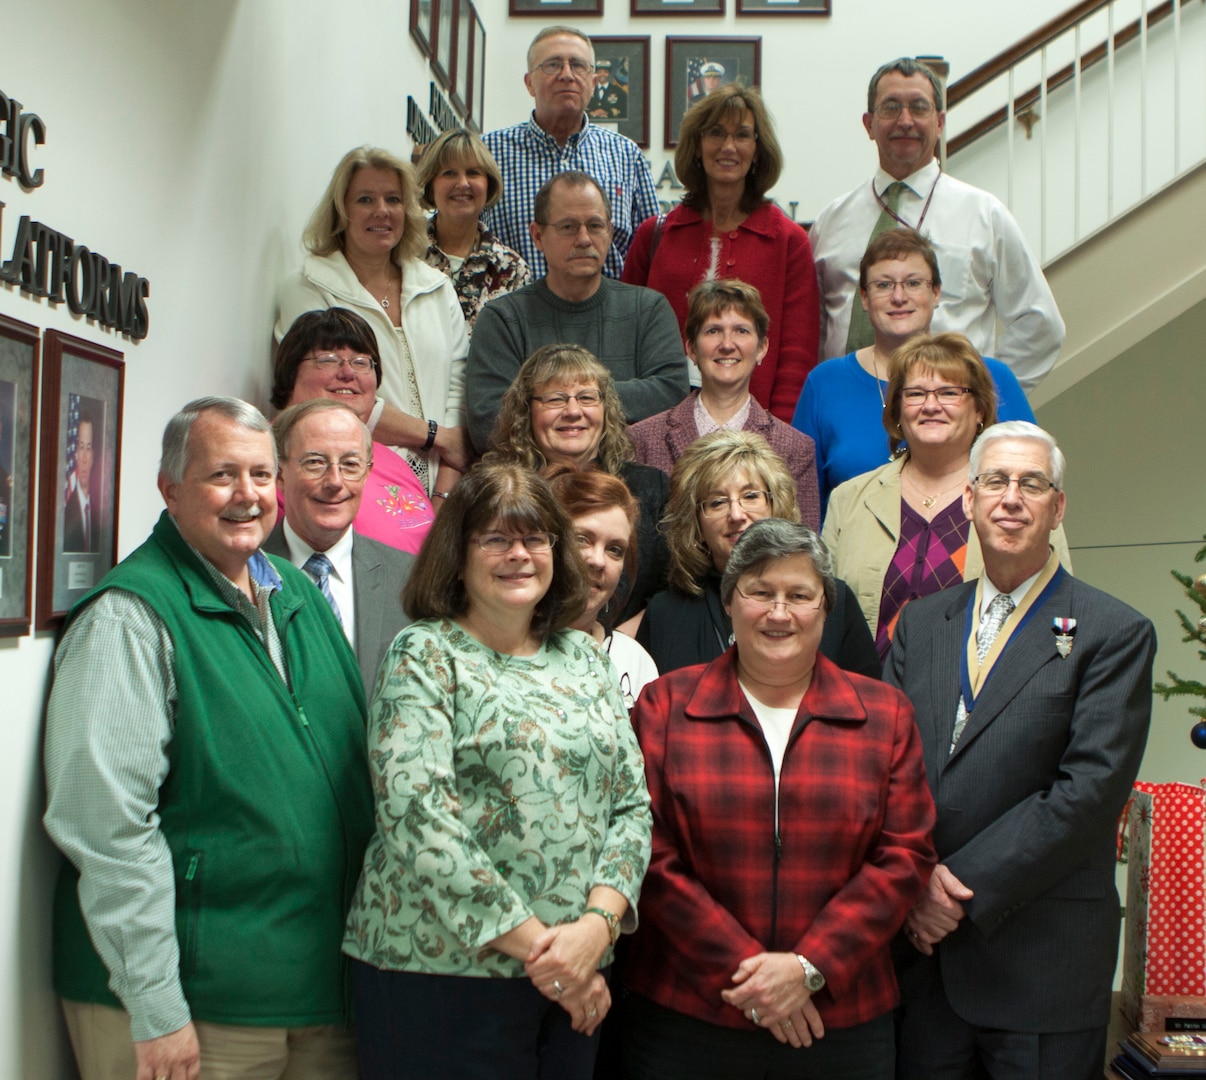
[469,6,486,133]
[588,37,650,148]
[409,0,433,56]
[633,0,724,14]
[510,0,602,13]
[451,0,472,115]
[36,331,124,631]
[432,0,454,90]
[0,316,39,637]
[737,0,828,11]
[665,37,761,148]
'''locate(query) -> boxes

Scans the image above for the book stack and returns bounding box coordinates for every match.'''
[1113,1031,1206,1078]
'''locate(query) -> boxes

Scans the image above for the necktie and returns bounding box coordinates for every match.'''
[844,181,907,353]
[303,552,343,627]
[950,593,1015,752]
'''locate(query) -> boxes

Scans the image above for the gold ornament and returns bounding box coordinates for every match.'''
[1195,572,1206,596]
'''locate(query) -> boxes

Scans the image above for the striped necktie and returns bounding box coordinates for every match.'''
[950,593,1015,752]
[303,552,343,627]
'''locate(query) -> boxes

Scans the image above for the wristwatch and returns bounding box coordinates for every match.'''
[796,954,825,993]
[585,906,621,946]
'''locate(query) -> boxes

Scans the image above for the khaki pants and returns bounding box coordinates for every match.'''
[61,1000,359,1080]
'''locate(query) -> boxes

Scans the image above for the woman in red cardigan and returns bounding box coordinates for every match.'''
[623,518,936,1079]
[621,84,819,423]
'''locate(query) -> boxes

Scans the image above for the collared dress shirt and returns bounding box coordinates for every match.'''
[809,159,1065,392]
[282,518,357,650]
[482,113,659,280]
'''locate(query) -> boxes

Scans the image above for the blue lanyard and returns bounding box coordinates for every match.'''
[959,567,1066,713]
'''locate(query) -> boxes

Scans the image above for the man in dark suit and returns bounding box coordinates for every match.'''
[63,413,99,552]
[266,399,412,697]
[886,420,1155,1080]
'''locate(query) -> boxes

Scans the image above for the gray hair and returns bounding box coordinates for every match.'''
[969,420,1066,491]
[867,57,945,112]
[721,518,837,614]
[526,25,594,70]
[160,396,273,483]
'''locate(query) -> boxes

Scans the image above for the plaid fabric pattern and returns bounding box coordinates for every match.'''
[482,113,659,280]
[875,495,971,660]
[626,649,936,1030]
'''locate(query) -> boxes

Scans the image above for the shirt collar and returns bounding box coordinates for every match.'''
[981,548,1055,614]
[282,517,354,583]
[873,157,941,199]
[526,110,588,148]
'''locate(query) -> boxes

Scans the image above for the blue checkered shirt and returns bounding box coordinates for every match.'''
[482,112,659,279]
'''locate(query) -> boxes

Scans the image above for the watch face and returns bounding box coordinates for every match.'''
[807,971,825,991]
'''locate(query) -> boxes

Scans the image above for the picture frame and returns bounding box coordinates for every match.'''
[409,0,433,57]
[633,0,724,14]
[451,0,472,115]
[509,0,602,13]
[0,315,39,637]
[36,331,124,631]
[588,37,651,148]
[469,6,486,133]
[432,0,454,90]
[664,37,761,148]
[736,0,828,12]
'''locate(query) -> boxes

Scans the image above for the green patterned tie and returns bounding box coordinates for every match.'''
[844,181,907,353]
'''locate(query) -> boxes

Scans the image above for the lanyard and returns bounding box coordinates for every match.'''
[872,168,941,234]
[959,567,1066,714]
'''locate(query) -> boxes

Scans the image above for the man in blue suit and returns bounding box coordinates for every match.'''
[887,421,1155,1080]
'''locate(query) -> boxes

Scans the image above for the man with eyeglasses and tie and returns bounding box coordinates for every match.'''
[264,398,413,698]
[467,170,687,454]
[809,57,1065,393]
[885,421,1154,1080]
[482,25,658,281]
[44,396,372,1080]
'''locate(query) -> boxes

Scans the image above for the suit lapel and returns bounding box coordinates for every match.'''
[664,397,698,462]
[947,575,1073,762]
[351,536,383,650]
[930,585,970,780]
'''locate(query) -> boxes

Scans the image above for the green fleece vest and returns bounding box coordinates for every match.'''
[53,511,373,1027]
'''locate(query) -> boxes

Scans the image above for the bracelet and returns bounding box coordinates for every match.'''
[421,419,438,452]
[584,906,621,945]
[432,490,452,501]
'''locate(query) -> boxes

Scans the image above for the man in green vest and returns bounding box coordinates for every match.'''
[44,396,373,1080]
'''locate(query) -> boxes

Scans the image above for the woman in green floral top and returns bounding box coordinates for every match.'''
[344,462,651,1079]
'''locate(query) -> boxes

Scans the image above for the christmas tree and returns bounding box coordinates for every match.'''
[1153,536,1206,747]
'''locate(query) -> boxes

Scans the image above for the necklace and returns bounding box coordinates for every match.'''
[377,268,400,310]
[904,462,965,510]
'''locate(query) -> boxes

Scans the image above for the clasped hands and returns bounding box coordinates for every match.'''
[720,952,825,1050]
[525,917,612,1036]
[904,863,974,955]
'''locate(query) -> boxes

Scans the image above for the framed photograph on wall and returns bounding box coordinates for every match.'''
[664,37,761,148]
[432,0,454,90]
[510,0,602,13]
[410,0,434,56]
[36,331,124,631]
[633,0,724,14]
[451,0,472,114]
[588,37,650,148]
[0,316,39,637]
[469,6,486,132]
[737,0,828,11]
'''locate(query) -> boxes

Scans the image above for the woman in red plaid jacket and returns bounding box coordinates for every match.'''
[621,518,937,1079]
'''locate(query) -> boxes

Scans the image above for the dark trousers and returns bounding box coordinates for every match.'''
[351,959,601,1080]
[895,956,1107,1080]
[620,992,894,1080]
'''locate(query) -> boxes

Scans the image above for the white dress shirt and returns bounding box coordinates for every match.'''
[282,519,357,649]
[809,159,1065,392]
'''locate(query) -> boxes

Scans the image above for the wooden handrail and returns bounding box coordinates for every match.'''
[946,0,1182,156]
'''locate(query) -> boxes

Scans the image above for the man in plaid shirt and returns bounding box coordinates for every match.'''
[482,25,658,280]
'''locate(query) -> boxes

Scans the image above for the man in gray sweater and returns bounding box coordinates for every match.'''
[466,170,688,454]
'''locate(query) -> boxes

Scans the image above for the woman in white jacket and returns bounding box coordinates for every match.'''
[277,145,470,500]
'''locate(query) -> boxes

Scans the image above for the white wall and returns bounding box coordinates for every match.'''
[0,2,1197,1075]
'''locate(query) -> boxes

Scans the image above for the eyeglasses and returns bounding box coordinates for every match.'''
[972,473,1058,498]
[701,125,758,145]
[874,99,936,120]
[530,390,602,410]
[532,57,593,78]
[294,455,370,481]
[866,277,933,297]
[474,532,557,554]
[699,490,770,519]
[900,386,973,406]
[304,353,375,373]
[543,218,611,239]
[733,584,825,613]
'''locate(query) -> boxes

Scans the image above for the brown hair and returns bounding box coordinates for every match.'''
[684,278,770,346]
[414,129,504,211]
[272,308,383,411]
[883,332,999,457]
[858,227,941,292]
[271,399,372,462]
[674,84,783,215]
[402,462,588,635]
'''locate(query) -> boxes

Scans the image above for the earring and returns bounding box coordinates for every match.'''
[694,158,703,169]
[976,421,984,433]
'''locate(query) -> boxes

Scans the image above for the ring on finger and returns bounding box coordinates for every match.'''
[588,1007,598,1018]
[782,1019,794,1030]
[553,979,564,998]
[750,1007,761,1025]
